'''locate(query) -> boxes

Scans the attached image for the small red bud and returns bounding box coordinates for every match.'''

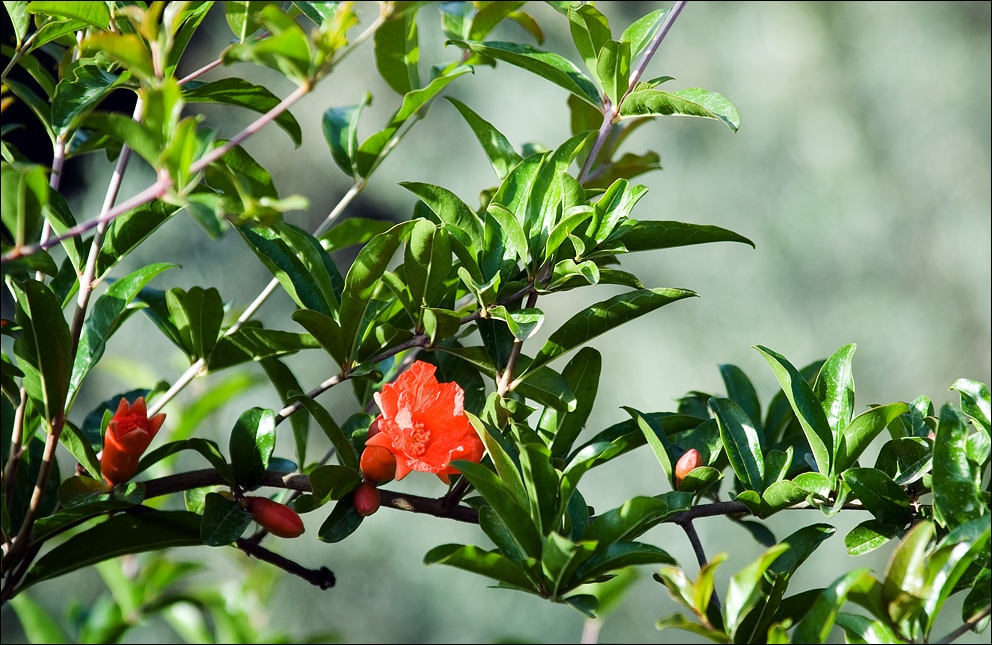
[675,449,703,489]
[245,497,305,538]
[354,481,381,517]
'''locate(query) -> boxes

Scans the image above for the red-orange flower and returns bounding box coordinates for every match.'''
[365,361,484,483]
[101,396,165,486]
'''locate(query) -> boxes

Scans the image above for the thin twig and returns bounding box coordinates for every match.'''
[235,538,335,589]
[497,290,539,396]
[678,518,721,612]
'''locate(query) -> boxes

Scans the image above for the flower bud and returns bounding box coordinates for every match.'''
[354,481,381,517]
[360,445,397,483]
[674,449,703,489]
[101,396,165,486]
[245,497,305,538]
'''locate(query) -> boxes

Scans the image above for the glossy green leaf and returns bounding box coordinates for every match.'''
[612,219,754,251]
[519,443,559,534]
[725,543,789,637]
[567,4,611,76]
[355,67,471,178]
[656,613,730,643]
[711,397,765,493]
[836,402,911,473]
[404,219,451,315]
[317,495,363,543]
[374,10,420,95]
[813,344,857,440]
[582,492,692,547]
[521,288,695,380]
[626,406,676,482]
[842,468,911,526]
[845,519,902,556]
[921,525,990,638]
[424,543,534,592]
[135,438,234,485]
[229,407,275,490]
[572,541,675,585]
[322,92,371,177]
[210,328,322,370]
[201,492,252,546]
[3,2,31,46]
[932,403,985,529]
[21,511,202,590]
[292,0,338,25]
[11,279,70,423]
[166,286,224,361]
[308,465,361,501]
[96,200,180,279]
[792,471,833,499]
[834,613,903,644]
[400,180,485,254]
[70,263,175,401]
[597,40,629,106]
[51,64,129,137]
[790,568,874,644]
[42,192,83,272]
[882,520,934,624]
[489,306,543,342]
[1,162,48,246]
[620,87,741,132]
[0,248,57,278]
[719,363,762,434]
[487,202,529,264]
[621,8,666,59]
[455,459,543,559]
[448,40,601,107]
[184,78,301,146]
[225,0,267,40]
[27,0,110,28]
[80,33,153,81]
[446,97,522,180]
[224,6,312,82]
[468,1,526,40]
[290,394,358,470]
[951,378,991,435]
[754,345,833,476]
[874,437,932,486]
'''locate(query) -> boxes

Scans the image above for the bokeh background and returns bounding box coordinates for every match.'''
[2,1,990,643]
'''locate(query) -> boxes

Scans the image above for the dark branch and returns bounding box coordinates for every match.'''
[235,538,335,590]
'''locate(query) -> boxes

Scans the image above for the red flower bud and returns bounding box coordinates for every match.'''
[101,397,165,486]
[675,449,703,489]
[246,497,305,538]
[354,481,381,517]
[360,445,397,483]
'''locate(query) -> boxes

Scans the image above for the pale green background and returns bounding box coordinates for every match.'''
[3,1,990,643]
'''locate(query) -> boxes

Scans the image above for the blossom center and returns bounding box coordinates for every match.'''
[407,421,430,457]
[114,415,147,435]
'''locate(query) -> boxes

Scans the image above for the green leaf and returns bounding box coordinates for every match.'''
[455,460,543,559]
[425,544,534,592]
[597,40,629,106]
[834,613,904,645]
[448,40,601,107]
[725,543,789,638]
[845,519,902,556]
[225,0,267,40]
[374,10,420,95]
[620,87,741,132]
[626,406,677,483]
[70,263,175,401]
[582,492,692,547]
[51,64,129,137]
[488,306,543,342]
[338,222,414,362]
[399,180,485,255]
[229,407,276,490]
[486,203,529,265]
[519,443,559,534]
[567,4,611,77]
[874,437,932,486]
[135,438,235,484]
[614,219,755,251]
[446,97,522,181]
[293,0,339,25]
[21,511,202,590]
[3,2,31,47]
[10,594,72,644]
[290,394,358,470]
[790,568,874,644]
[842,468,911,527]
[882,521,934,624]
[317,494,363,542]
[322,92,371,177]
[11,279,71,423]
[404,219,451,315]
[932,403,985,529]
[27,0,110,28]
[547,347,601,459]
[521,288,695,380]
[813,344,857,439]
[166,286,224,361]
[224,5,312,83]
[1,162,49,246]
[655,613,730,643]
[711,397,765,493]
[835,402,910,472]
[308,465,361,501]
[96,200,181,279]
[183,78,302,146]
[621,8,666,59]
[719,363,763,434]
[951,378,991,435]
[572,541,675,585]
[200,492,252,546]
[754,345,833,476]
[79,33,154,81]
[355,67,471,178]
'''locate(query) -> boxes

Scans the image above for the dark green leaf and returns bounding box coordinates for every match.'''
[322,92,370,177]
[711,397,765,493]
[1,162,48,246]
[166,286,224,360]
[845,519,902,556]
[200,492,252,546]
[625,406,676,483]
[547,347,601,459]
[842,468,911,526]
[51,63,128,137]
[572,541,675,584]
[424,543,534,591]
[455,460,543,559]
[11,279,70,422]
[135,438,234,484]
[790,568,874,644]
[448,40,601,107]
[317,493,364,542]
[96,200,180,279]
[951,378,990,435]
[21,511,202,590]
[754,345,833,476]
[308,465,361,501]
[614,219,754,251]
[229,407,276,490]
[620,87,741,132]
[719,363,762,434]
[521,288,695,380]
[184,78,302,146]
[291,394,358,470]
[320,216,394,253]
[582,492,692,547]
[875,437,932,486]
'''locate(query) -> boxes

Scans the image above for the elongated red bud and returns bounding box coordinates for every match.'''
[245,497,305,538]
[354,481,381,517]
[675,449,703,489]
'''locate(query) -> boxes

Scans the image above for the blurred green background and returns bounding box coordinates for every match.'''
[2,1,989,642]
